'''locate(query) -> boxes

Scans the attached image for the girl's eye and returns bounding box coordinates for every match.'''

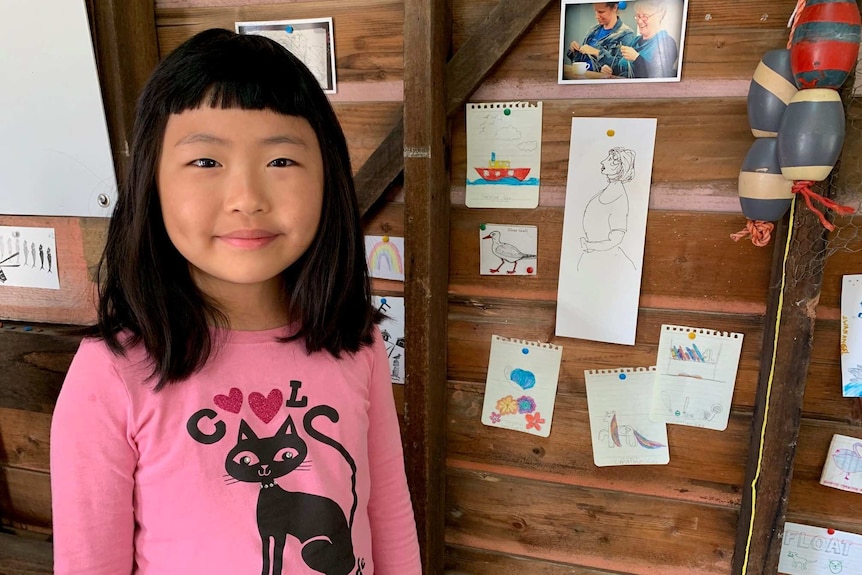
[190,158,220,168]
[268,158,294,168]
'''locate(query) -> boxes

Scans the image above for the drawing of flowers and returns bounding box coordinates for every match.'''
[525,412,545,431]
[496,395,518,416]
[516,395,536,414]
[490,412,501,424]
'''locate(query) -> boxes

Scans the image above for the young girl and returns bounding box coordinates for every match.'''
[50,28,421,575]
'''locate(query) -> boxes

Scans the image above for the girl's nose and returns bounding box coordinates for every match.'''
[225,168,270,214]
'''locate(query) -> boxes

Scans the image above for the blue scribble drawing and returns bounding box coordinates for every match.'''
[832,443,862,480]
[843,365,862,396]
[505,366,536,390]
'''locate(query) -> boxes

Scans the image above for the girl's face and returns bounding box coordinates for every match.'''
[157,106,324,307]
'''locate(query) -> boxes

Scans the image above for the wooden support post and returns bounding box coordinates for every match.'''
[732,195,833,574]
[402,0,450,571]
[86,0,160,179]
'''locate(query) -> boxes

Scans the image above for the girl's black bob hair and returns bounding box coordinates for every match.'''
[92,28,380,390]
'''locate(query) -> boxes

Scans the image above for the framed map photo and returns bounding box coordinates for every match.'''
[558,0,688,85]
[236,17,337,93]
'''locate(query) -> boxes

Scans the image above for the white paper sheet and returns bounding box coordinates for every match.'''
[479,224,537,276]
[372,296,405,384]
[1,0,117,217]
[481,336,562,437]
[466,102,542,208]
[840,275,862,397]
[585,367,669,466]
[649,325,743,431]
[365,235,405,281]
[820,434,862,495]
[555,118,657,345]
[779,522,862,575]
[0,226,60,289]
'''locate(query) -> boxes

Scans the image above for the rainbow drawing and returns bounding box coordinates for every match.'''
[366,236,404,279]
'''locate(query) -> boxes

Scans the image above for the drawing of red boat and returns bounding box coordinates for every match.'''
[474,153,531,181]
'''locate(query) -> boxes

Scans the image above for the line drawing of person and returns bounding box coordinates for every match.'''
[23,240,29,267]
[31,242,36,267]
[566,2,636,77]
[620,0,679,78]
[578,147,637,272]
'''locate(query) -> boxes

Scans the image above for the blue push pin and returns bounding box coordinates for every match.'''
[285,26,294,34]
[619,373,627,380]
[522,347,529,355]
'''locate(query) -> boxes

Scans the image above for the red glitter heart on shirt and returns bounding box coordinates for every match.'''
[213,388,243,413]
[249,389,284,424]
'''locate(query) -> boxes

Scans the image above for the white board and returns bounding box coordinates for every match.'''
[0,0,117,217]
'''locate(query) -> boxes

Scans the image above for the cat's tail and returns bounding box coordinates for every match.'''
[304,405,359,528]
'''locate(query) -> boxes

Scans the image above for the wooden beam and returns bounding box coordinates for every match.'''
[355,0,555,215]
[731,193,832,574]
[402,0,450,571]
[86,0,159,179]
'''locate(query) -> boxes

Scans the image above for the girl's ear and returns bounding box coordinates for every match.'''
[238,419,258,441]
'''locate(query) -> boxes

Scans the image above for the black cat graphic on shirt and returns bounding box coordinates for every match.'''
[225,405,359,575]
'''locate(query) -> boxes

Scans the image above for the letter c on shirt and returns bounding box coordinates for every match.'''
[186,408,227,444]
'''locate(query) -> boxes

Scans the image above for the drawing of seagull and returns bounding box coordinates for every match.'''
[482,231,536,274]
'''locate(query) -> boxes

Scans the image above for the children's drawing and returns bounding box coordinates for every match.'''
[649,325,743,431]
[584,367,669,466]
[466,102,542,208]
[481,336,562,437]
[372,296,405,384]
[364,235,405,282]
[577,147,637,272]
[556,118,656,346]
[821,434,862,495]
[0,226,60,289]
[840,275,862,397]
[779,522,862,575]
[479,224,537,276]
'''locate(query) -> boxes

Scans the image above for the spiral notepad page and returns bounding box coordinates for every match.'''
[584,368,669,467]
[481,335,562,437]
[649,325,743,431]
[466,102,542,209]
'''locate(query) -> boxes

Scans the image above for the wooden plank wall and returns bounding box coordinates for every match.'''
[3,2,862,575]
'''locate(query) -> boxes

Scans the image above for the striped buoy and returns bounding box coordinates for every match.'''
[747,49,798,137]
[739,138,794,222]
[777,88,845,181]
[790,0,862,89]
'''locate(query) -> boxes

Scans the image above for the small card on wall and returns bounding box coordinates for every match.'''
[372,296,405,384]
[820,434,862,495]
[841,275,862,397]
[466,102,542,209]
[481,335,562,437]
[365,235,405,282]
[0,226,60,289]
[585,367,669,466]
[479,224,537,275]
[779,521,862,575]
[649,325,743,431]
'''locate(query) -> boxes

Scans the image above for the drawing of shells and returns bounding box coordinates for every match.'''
[505,366,536,390]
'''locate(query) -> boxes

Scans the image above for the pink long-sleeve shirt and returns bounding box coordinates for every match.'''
[50,326,420,575]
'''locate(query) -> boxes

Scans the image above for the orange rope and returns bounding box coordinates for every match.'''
[792,180,855,231]
[731,220,775,247]
[787,0,807,48]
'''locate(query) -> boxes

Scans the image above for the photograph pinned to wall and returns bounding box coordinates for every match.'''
[466,102,542,208]
[480,336,562,437]
[555,117,656,345]
[820,434,862,495]
[0,226,60,289]
[365,235,405,281]
[558,0,689,84]
[479,223,537,276]
[372,295,405,383]
[841,274,862,397]
[779,522,862,575]
[584,367,669,466]
[236,18,336,93]
[648,325,743,431]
